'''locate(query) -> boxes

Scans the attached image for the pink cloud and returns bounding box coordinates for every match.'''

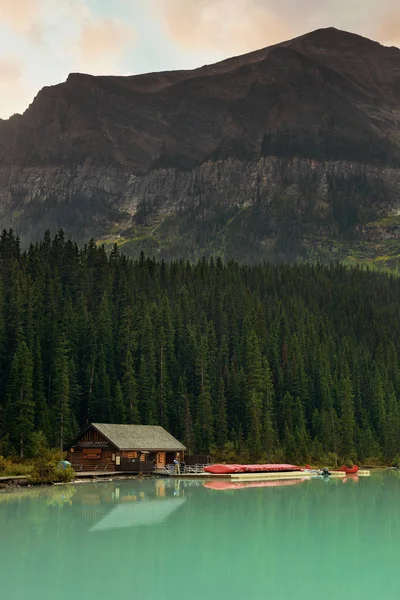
[76,18,136,63]
[156,0,400,53]
[0,0,44,41]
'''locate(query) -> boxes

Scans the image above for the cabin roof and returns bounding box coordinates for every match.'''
[76,423,186,451]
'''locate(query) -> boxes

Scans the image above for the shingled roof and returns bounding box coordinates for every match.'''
[90,423,186,451]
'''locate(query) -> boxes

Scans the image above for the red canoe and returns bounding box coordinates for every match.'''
[333,465,359,474]
[204,464,301,475]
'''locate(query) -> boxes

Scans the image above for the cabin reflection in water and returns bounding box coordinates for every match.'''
[72,479,186,531]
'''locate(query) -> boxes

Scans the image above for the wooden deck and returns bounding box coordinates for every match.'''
[0,469,371,485]
[172,469,371,480]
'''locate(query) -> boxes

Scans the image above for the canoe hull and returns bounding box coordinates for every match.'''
[204,464,301,475]
[333,465,359,474]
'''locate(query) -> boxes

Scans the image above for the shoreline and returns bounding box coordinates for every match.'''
[1,466,394,492]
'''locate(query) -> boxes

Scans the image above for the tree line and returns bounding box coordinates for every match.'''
[0,229,400,465]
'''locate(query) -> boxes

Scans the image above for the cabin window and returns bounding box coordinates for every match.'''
[84,449,102,459]
[122,451,136,459]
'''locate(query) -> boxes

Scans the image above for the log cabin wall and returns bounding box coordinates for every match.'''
[68,448,117,471]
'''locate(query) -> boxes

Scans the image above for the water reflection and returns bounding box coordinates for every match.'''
[204,478,308,491]
[71,478,187,531]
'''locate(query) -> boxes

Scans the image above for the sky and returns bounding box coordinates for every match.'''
[0,0,399,119]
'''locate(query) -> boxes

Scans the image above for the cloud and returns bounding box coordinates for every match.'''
[156,0,400,54]
[0,56,22,82]
[379,0,400,45]
[75,18,136,67]
[157,0,290,54]
[0,0,44,41]
[0,0,138,117]
[0,57,29,118]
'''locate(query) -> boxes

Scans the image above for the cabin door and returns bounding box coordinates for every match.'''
[156,452,166,468]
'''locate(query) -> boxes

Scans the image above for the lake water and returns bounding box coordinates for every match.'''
[1,472,400,600]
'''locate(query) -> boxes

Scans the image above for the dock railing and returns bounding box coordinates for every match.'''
[184,464,207,474]
[153,464,207,475]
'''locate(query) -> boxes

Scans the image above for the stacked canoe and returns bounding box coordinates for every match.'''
[204,464,301,475]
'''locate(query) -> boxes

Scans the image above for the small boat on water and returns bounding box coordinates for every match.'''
[333,465,359,474]
[203,464,301,475]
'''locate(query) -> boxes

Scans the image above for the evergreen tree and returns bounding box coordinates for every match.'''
[262,358,278,458]
[52,334,71,450]
[33,336,51,442]
[123,351,139,423]
[5,341,34,457]
[340,373,356,462]
[215,378,228,448]
[247,390,263,459]
[139,312,157,423]
[195,388,214,453]
[178,377,195,454]
[114,381,126,424]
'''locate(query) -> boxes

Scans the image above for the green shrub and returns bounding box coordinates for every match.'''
[30,451,75,485]
[29,437,75,484]
[0,456,33,476]
[391,456,400,468]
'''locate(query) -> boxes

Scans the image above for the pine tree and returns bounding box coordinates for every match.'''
[157,327,171,429]
[247,390,263,459]
[123,351,139,423]
[340,374,356,462]
[114,381,126,423]
[384,390,400,463]
[294,397,309,463]
[262,358,278,458]
[216,378,228,448]
[245,330,263,394]
[52,334,71,450]
[33,336,51,442]
[139,312,157,424]
[195,334,214,452]
[178,377,194,454]
[93,354,112,423]
[5,341,34,457]
[195,389,214,453]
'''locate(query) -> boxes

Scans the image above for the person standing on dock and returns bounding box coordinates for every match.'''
[173,457,180,475]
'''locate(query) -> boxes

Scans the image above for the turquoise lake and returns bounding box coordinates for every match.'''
[1,472,400,600]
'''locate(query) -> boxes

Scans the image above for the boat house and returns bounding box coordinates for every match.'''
[67,423,186,473]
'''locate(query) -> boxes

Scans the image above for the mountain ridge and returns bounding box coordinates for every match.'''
[1,27,400,267]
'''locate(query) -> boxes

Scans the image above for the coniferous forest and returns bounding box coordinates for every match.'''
[0,229,400,465]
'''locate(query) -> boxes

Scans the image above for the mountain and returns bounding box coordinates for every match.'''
[1,27,400,266]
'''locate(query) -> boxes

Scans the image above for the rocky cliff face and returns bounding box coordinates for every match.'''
[1,28,400,265]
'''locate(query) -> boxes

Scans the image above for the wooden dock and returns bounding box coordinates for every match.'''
[172,469,371,481]
[171,471,346,481]
[0,468,371,486]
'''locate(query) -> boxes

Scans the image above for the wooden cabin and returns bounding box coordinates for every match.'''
[67,423,186,472]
